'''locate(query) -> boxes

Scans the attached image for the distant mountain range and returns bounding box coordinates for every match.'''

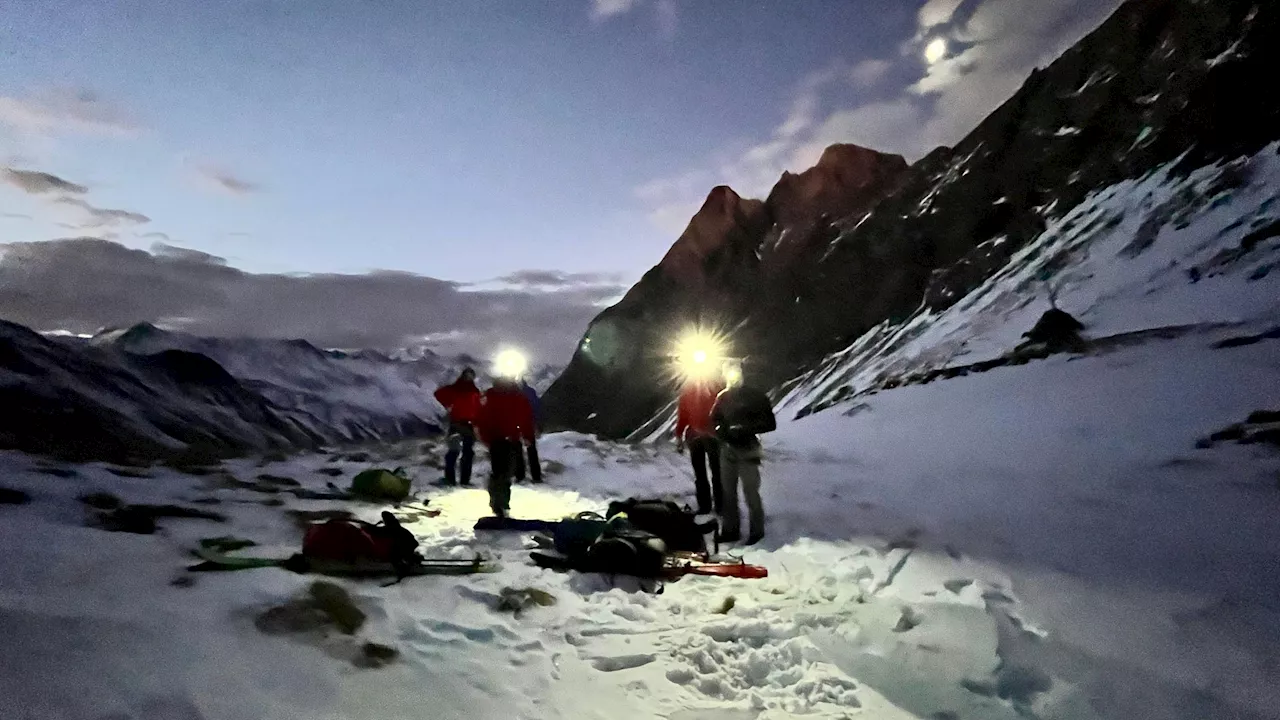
[0,320,560,463]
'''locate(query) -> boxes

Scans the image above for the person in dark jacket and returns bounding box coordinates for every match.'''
[513,377,544,484]
[674,375,725,514]
[371,511,421,576]
[434,368,483,486]
[710,362,776,545]
[477,377,536,517]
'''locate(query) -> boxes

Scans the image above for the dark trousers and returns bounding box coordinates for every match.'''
[444,422,475,485]
[488,439,521,515]
[688,435,722,514]
[513,436,542,483]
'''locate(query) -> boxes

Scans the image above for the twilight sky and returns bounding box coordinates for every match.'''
[0,0,1120,363]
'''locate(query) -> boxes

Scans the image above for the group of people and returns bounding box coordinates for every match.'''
[433,367,542,518]
[433,356,776,546]
[675,362,776,546]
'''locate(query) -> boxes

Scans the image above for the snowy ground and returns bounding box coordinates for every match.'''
[2,320,1278,720]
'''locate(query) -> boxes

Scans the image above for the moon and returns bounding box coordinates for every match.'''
[925,38,948,65]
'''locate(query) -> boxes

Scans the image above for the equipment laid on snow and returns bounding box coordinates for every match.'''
[350,467,413,501]
[188,546,497,577]
[605,497,714,553]
[530,549,766,580]
[186,512,492,580]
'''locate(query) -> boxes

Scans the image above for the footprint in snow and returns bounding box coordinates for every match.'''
[943,578,975,595]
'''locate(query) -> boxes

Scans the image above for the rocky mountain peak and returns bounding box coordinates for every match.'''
[763,144,910,268]
[657,185,769,287]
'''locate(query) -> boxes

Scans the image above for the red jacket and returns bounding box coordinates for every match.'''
[477,383,536,445]
[675,379,724,441]
[434,379,482,424]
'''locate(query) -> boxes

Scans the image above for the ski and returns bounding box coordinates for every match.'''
[668,560,768,579]
[665,550,769,579]
[188,547,497,576]
[473,516,559,532]
[529,550,767,580]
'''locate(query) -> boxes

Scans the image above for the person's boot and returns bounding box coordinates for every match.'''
[745,532,764,546]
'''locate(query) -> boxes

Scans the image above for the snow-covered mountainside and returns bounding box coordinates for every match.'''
[779,144,1280,419]
[2,320,562,463]
[88,324,450,445]
[1,319,321,463]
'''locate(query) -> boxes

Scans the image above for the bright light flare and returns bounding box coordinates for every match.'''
[493,348,528,378]
[925,38,948,65]
[671,327,728,382]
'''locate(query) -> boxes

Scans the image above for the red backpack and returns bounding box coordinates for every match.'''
[302,519,394,563]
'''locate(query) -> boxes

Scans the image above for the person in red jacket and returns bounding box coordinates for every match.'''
[476,376,536,517]
[434,368,482,486]
[675,374,726,515]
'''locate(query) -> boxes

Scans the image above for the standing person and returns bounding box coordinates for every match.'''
[711,362,776,545]
[433,368,482,486]
[513,377,544,484]
[674,374,725,515]
[477,377,536,518]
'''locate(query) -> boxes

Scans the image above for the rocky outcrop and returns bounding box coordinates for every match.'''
[656,186,770,290]
[546,0,1280,438]
[761,145,909,274]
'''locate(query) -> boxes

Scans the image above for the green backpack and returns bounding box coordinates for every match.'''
[350,467,412,501]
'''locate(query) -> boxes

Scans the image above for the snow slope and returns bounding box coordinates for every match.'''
[779,144,1280,419]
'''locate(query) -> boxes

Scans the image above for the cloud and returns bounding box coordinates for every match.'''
[0,88,137,138]
[789,100,926,167]
[55,197,150,227]
[0,238,630,363]
[2,167,89,195]
[589,0,678,37]
[850,59,893,88]
[590,0,639,19]
[139,231,171,242]
[1,164,150,229]
[193,164,259,196]
[918,0,967,31]
[494,269,627,290]
[2,213,32,220]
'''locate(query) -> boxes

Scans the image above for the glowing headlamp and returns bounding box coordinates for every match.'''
[672,327,728,382]
[493,348,528,378]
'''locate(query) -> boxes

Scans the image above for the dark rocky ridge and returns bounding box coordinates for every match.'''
[545,0,1280,438]
[0,319,315,463]
[0,319,451,464]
